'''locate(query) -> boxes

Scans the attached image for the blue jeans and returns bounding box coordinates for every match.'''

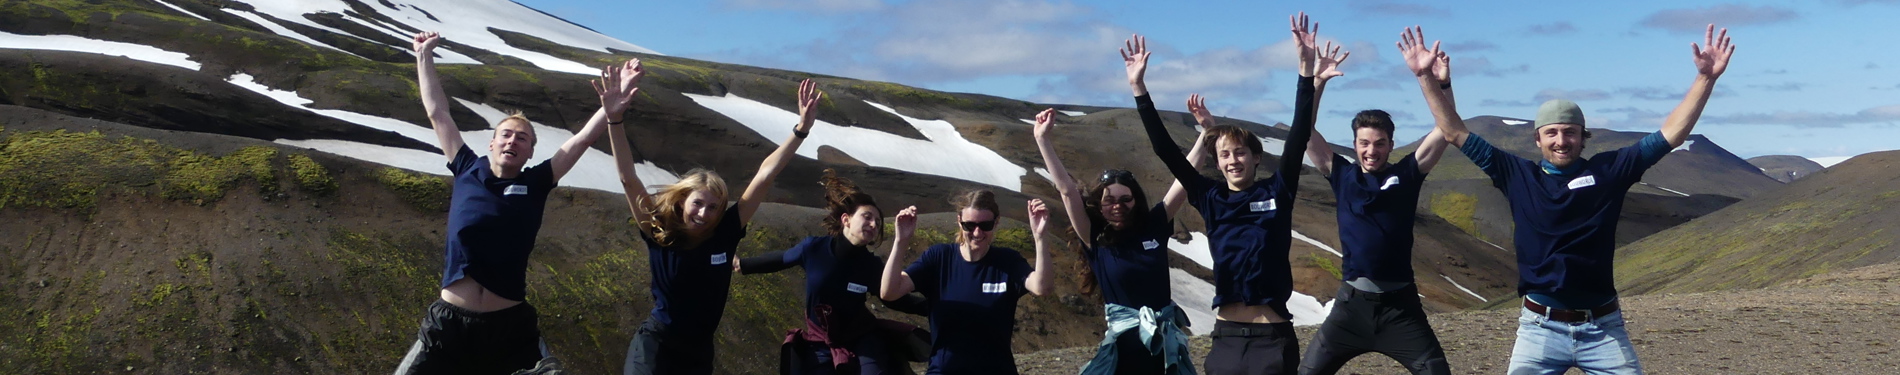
[1507,307,1643,375]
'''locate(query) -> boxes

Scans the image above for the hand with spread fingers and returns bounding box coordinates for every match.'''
[1121,33,1152,96]
[1692,24,1737,79]
[795,79,824,133]
[1187,93,1215,127]
[593,59,643,120]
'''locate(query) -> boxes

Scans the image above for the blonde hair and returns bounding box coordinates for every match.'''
[494,110,537,145]
[636,169,729,247]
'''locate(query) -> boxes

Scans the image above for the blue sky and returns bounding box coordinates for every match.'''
[519,0,1899,160]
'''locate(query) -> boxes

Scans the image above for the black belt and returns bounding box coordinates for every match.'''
[1210,322,1288,338]
[1343,284,1418,302]
[1524,298,1619,324]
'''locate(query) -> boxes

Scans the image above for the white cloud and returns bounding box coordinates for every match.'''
[1638,4,1799,34]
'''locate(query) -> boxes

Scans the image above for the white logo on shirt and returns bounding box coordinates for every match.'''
[981,282,1008,294]
[845,283,868,294]
[1142,240,1160,250]
[1567,175,1597,190]
[504,184,529,196]
[710,253,728,265]
[1249,200,1277,212]
[1381,176,1402,191]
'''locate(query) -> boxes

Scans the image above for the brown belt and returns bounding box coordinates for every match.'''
[1523,298,1619,323]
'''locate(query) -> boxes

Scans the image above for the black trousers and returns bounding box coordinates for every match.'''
[1297,284,1450,375]
[1205,320,1300,375]
[1107,329,1166,375]
[624,317,716,375]
[396,300,545,375]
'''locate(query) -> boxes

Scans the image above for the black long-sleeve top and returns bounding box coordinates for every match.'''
[1137,76,1317,318]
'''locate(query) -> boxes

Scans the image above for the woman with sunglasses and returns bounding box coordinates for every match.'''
[1030,99,1210,375]
[1130,13,1345,374]
[878,190,1056,374]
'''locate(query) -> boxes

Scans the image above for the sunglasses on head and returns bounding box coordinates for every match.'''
[959,220,997,232]
[1099,169,1135,184]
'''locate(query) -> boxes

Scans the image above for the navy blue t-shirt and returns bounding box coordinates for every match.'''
[439,145,555,301]
[738,235,887,335]
[1135,76,1318,316]
[905,244,1034,375]
[1460,132,1669,308]
[1326,153,1426,283]
[642,205,746,337]
[1086,204,1177,310]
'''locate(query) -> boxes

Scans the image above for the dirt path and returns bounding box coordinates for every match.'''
[1019,263,1900,374]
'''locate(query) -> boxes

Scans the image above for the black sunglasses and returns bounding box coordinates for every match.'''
[1099,169,1135,184]
[959,220,997,232]
[1102,195,1135,205]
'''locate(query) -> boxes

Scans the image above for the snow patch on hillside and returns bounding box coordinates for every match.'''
[1293,230,1341,257]
[0,31,200,71]
[234,0,656,75]
[1169,269,1217,335]
[683,93,1028,191]
[1440,274,1487,301]
[224,73,668,192]
[1167,231,1333,327]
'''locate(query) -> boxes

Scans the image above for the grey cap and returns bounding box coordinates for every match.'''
[1534,99,1586,129]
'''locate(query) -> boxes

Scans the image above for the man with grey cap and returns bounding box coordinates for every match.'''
[1421,24,1736,374]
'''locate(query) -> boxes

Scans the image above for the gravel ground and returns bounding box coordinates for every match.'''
[1018,263,1900,374]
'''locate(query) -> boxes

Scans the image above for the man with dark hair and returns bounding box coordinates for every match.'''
[1420,25,1737,374]
[1295,31,1454,375]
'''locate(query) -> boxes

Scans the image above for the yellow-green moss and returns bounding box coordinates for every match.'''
[288,154,338,196]
[1430,191,1481,239]
[1302,253,1343,280]
[162,146,279,204]
[374,167,450,212]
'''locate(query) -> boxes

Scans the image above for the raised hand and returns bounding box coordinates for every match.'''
[1433,50,1451,83]
[894,206,919,237]
[1291,12,1319,77]
[1692,24,1736,78]
[795,79,823,133]
[1397,26,1441,78]
[1027,199,1050,235]
[593,59,644,117]
[1187,94,1216,127]
[412,31,442,55]
[1121,34,1152,91]
[1314,41,1350,81]
[1032,108,1058,141]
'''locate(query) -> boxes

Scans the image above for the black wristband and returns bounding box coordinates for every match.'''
[793,129,810,138]
[1439,81,1452,90]
[608,119,624,125]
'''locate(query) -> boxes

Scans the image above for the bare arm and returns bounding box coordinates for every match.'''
[1662,25,1735,148]
[412,32,462,159]
[1400,26,1472,148]
[879,206,919,301]
[607,116,655,225]
[1030,108,1094,247]
[1301,40,1348,174]
[1024,199,1056,296]
[737,79,821,224]
[552,59,643,182]
[1161,95,1214,220]
[1412,42,1454,173]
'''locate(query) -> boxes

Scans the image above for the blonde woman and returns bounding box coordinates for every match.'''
[609,79,824,375]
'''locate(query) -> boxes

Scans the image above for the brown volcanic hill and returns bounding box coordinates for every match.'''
[1615,150,1900,296]
[1748,154,1825,183]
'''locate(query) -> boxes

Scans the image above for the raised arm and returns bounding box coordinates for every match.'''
[1401,26,1473,149]
[606,99,654,225]
[1300,29,1349,175]
[1030,108,1096,247]
[879,206,919,301]
[1413,51,1454,173]
[1662,24,1735,148]
[1024,199,1056,297]
[1124,34,1208,193]
[1160,95,1214,220]
[1279,12,1331,186]
[413,32,462,159]
[552,59,641,182]
[737,79,821,224]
